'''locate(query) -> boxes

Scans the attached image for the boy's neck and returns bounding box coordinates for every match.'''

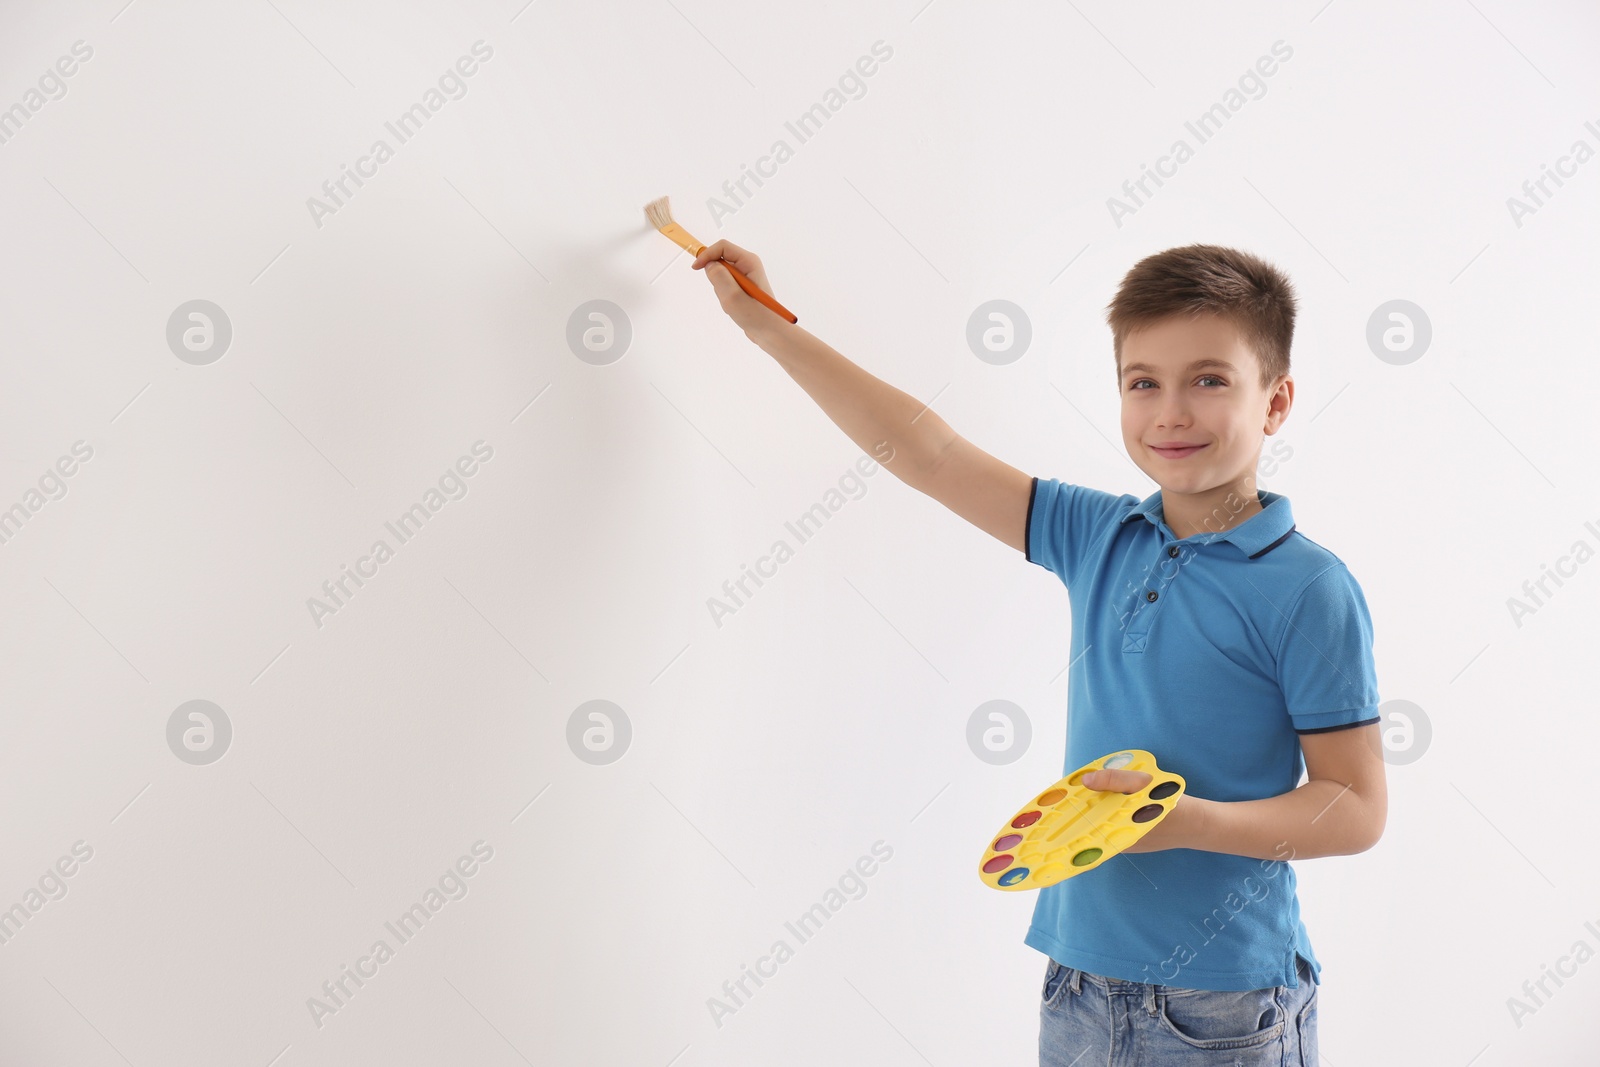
[1159,476,1265,540]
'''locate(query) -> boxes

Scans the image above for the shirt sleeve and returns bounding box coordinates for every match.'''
[1273,563,1382,734]
[1026,477,1136,591]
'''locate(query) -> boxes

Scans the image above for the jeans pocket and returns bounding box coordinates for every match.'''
[1041,959,1071,1009]
[1157,986,1287,1051]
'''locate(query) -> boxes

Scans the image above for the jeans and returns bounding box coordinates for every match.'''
[1039,953,1318,1065]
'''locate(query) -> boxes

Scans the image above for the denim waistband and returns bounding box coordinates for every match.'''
[1066,967,1144,996]
[1064,954,1308,997]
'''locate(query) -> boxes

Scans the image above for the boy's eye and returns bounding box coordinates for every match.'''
[1128,376,1226,390]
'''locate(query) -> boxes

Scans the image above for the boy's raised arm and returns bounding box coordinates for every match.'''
[695,240,1033,554]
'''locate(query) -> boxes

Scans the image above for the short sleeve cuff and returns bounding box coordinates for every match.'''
[1294,707,1381,735]
[1024,476,1040,564]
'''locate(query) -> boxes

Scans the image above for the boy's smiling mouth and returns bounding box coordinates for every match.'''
[1149,442,1209,459]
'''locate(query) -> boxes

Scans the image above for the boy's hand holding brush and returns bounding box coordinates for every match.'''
[690,239,790,339]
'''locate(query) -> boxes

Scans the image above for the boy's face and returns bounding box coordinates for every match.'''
[1117,312,1290,500]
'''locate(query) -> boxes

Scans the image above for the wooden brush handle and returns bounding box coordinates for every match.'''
[718,258,798,324]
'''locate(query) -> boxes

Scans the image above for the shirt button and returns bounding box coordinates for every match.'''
[1167,545,1179,558]
[1145,590,1158,602]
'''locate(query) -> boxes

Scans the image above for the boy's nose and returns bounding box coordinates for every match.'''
[1155,405,1191,428]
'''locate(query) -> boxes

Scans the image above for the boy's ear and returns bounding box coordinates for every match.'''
[1263,375,1294,432]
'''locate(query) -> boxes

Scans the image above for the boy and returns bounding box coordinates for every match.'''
[695,240,1386,1066]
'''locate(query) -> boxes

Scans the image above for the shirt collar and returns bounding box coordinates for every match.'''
[1119,488,1296,559]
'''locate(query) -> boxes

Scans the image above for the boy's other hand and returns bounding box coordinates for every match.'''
[692,240,780,336]
[1081,767,1198,853]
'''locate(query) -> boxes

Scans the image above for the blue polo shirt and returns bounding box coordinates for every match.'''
[1023,477,1380,992]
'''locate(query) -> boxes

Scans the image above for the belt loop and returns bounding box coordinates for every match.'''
[1145,982,1158,1016]
[1069,968,1081,995]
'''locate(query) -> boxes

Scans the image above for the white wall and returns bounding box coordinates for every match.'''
[0,1,1596,1063]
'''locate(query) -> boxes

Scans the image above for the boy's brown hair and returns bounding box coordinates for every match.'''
[1105,244,1296,391]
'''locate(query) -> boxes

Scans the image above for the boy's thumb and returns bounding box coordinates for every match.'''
[1081,768,1153,794]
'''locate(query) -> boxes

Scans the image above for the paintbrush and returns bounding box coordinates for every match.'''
[644,196,798,324]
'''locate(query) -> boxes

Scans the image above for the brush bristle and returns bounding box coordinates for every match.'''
[644,195,674,228]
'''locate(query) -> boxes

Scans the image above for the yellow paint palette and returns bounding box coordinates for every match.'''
[979,749,1186,891]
